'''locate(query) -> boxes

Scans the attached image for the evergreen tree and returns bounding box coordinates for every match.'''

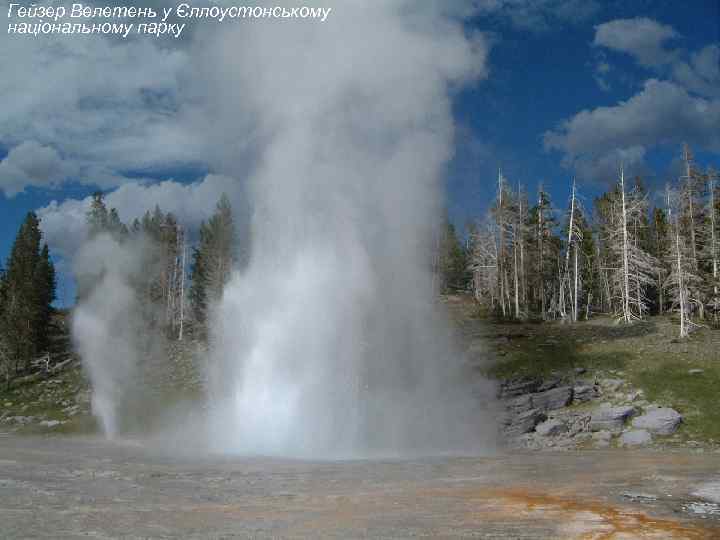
[438,219,468,292]
[87,192,110,237]
[190,194,236,328]
[0,212,56,376]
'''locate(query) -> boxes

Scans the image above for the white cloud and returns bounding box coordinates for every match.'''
[573,146,648,184]
[0,141,78,196]
[593,17,678,67]
[0,2,211,197]
[37,174,239,260]
[544,79,720,182]
[593,18,718,98]
[672,44,720,98]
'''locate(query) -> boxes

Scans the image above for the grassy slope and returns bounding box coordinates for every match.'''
[0,311,205,435]
[453,296,720,443]
[4,300,718,445]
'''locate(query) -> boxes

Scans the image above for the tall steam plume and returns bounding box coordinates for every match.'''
[205,2,495,457]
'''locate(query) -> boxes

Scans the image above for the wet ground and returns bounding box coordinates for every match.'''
[1,435,719,538]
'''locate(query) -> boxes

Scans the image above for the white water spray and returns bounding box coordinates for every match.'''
[206,2,495,457]
[71,234,146,438]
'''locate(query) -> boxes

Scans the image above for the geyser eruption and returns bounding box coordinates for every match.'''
[206,2,495,457]
[71,234,146,438]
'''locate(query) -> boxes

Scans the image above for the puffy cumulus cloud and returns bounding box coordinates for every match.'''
[544,79,720,183]
[0,141,78,196]
[37,174,238,260]
[0,1,212,197]
[572,146,648,185]
[593,17,678,67]
[593,18,718,98]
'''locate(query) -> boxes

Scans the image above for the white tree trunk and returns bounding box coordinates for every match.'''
[620,166,631,323]
[179,236,186,341]
[676,224,688,338]
[709,173,718,318]
[573,243,579,322]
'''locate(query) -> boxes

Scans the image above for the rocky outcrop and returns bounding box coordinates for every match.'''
[498,370,684,451]
[499,377,541,399]
[505,408,547,436]
[531,386,573,411]
[572,383,597,404]
[632,408,683,435]
[535,419,567,437]
[589,405,636,432]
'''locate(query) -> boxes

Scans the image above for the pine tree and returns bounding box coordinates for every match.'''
[438,218,468,293]
[0,212,56,376]
[190,194,236,329]
[528,185,557,319]
[87,192,110,237]
[649,206,672,314]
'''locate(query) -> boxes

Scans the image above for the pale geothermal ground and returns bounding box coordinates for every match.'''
[1,435,719,539]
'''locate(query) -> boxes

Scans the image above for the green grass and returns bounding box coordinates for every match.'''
[633,360,720,442]
[476,311,720,444]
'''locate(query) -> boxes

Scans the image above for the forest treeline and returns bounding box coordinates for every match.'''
[81,192,236,340]
[0,143,716,386]
[0,212,56,385]
[438,145,719,337]
[0,192,235,386]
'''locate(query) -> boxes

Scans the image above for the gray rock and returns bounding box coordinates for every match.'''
[688,369,704,375]
[619,429,652,447]
[589,406,636,432]
[537,377,561,392]
[601,378,624,391]
[40,420,61,428]
[531,386,573,411]
[505,408,547,436]
[500,377,540,398]
[573,384,596,404]
[505,394,533,414]
[535,419,567,437]
[574,367,587,375]
[632,408,683,435]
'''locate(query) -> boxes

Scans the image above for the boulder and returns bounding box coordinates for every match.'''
[531,386,573,411]
[573,383,596,404]
[537,377,561,392]
[601,378,624,391]
[500,377,541,398]
[505,394,533,414]
[619,429,652,447]
[505,408,547,436]
[589,406,636,432]
[632,408,683,435]
[536,419,567,437]
[40,420,61,428]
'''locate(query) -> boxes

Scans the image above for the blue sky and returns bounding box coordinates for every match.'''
[0,0,718,306]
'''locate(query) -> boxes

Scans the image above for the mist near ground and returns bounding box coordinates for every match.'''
[204,2,496,458]
[69,2,499,458]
